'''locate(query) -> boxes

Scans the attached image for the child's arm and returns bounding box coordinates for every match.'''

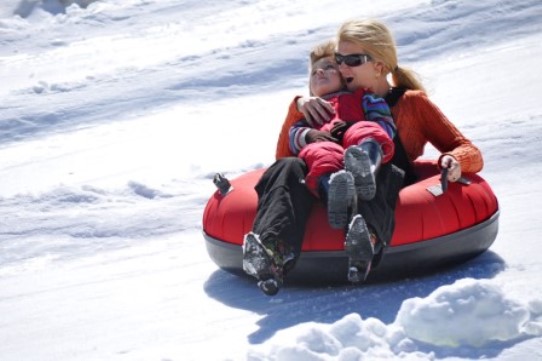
[288,120,312,155]
[289,120,339,155]
[362,94,396,139]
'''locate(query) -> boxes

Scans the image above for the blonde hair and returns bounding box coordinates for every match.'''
[307,39,345,95]
[309,39,336,68]
[337,19,425,92]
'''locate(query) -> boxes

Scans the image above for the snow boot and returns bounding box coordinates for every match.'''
[281,248,297,276]
[257,277,281,296]
[242,232,284,296]
[327,170,356,229]
[344,214,375,283]
[344,139,382,201]
[259,244,296,296]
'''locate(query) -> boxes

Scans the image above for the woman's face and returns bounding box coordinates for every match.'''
[309,57,343,96]
[337,40,379,92]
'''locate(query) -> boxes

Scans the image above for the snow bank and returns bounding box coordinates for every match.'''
[396,279,542,347]
[1,0,99,18]
[248,279,542,360]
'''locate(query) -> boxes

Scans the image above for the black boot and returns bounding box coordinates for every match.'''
[242,232,284,296]
[344,139,383,201]
[344,214,376,283]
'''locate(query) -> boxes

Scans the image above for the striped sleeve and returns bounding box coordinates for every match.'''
[288,120,311,155]
[362,93,396,139]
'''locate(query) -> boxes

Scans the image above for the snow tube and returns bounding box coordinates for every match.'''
[202,161,499,284]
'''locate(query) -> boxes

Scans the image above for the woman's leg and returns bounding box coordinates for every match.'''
[244,157,315,294]
[343,163,404,283]
[355,163,404,268]
[252,157,314,259]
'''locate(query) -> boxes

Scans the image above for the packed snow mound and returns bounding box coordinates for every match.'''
[248,279,542,360]
[395,278,542,347]
[248,314,430,361]
[12,0,98,18]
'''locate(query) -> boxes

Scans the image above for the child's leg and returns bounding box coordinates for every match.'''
[298,141,344,196]
[342,121,394,162]
[299,142,356,229]
[341,122,395,201]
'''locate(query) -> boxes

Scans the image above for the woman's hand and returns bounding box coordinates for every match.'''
[440,155,462,182]
[296,96,335,126]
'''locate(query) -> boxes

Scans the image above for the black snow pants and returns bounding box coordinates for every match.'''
[357,163,404,267]
[252,157,404,268]
[252,157,315,257]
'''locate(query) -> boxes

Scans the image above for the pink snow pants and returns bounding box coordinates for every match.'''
[298,121,394,196]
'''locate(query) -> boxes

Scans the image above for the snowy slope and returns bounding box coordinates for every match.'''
[1,0,542,360]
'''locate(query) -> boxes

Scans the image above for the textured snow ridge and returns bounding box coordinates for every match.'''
[249,279,542,360]
[396,279,542,347]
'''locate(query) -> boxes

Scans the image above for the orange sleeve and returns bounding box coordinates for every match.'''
[415,92,484,173]
[275,96,306,159]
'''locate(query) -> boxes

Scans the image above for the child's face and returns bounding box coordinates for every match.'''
[309,57,343,96]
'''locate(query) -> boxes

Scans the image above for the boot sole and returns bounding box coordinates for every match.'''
[327,171,356,229]
[345,147,376,201]
[344,215,374,283]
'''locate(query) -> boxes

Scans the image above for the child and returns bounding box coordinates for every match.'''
[289,40,395,228]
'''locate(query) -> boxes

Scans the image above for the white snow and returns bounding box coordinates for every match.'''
[1,0,542,360]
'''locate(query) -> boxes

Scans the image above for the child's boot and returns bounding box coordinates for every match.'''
[344,139,383,201]
[327,170,356,229]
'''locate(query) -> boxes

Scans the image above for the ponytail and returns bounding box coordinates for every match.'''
[392,65,425,92]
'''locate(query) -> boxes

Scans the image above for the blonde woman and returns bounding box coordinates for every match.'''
[244,19,483,294]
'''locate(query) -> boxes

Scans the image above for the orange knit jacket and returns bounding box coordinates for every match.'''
[275,90,483,174]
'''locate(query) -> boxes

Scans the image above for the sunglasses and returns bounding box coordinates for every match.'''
[334,53,372,67]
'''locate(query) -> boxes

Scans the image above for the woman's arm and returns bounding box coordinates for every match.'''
[297,96,336,126]
[276,97,305,159]
[416,92,484,175]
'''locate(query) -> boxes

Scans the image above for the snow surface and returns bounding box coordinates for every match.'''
[1,0,542,360]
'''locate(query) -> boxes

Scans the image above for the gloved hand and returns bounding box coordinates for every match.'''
[305,129,338,144]
[330,121,353,142]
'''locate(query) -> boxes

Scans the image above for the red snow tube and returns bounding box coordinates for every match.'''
[202,160,499,284]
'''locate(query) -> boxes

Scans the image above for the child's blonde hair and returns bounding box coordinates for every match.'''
[308,39,345,95]
[309,39,336,68]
